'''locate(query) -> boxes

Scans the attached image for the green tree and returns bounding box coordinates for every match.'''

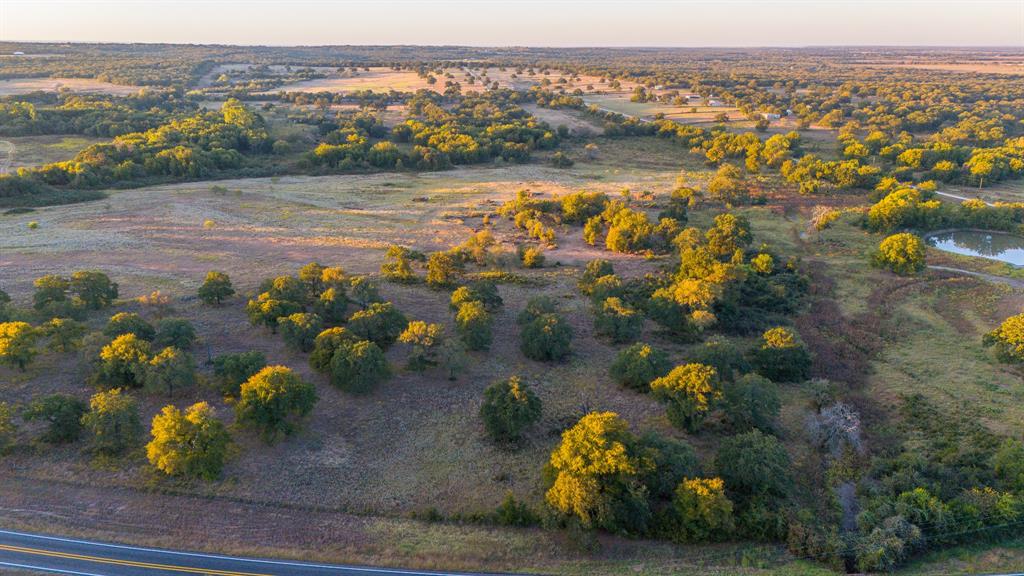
[715,430,791,499]
[992,439,1024,491]
[721,373,780,433]
[235,366,317,442]
[328,339,390,393]
[278,312,323,352]
[33,274,70,311]
[104,312,155,341]
[456,301,493,351]
[480,376,542,443]
[519,308,572,362]
[212,350,267,397]
[146,402,231,480]
[545,412,652,532]
[198,271,234,305]
[439,338,468,381]
[24,394,87,443]
[751,327,812,382]
[578,259,614,294]
[92,333,151,389]
[81,388,143,455]
[309,327,355,373]
[297,261,326,296]
[610,343,672,392]
[872,233,926,276]
[399,321,443,371]
[672,477,735,542]
[144,347,196,398]
[594,297,643,344]
[348,302,407,348]
[314,286,348,325]
[153,318,196,349]
[43,317,86,352]
[0,321,39,371]
[69,271,118,310]
[348,276,382,309]
[650,364,721,432]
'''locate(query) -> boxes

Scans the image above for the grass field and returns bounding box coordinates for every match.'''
[3,134,107,169]
[0,77,144,96]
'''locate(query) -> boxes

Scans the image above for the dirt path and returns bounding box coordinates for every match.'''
[928,265,1024,288]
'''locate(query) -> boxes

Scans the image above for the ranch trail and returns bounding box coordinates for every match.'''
[928,265,1024,289]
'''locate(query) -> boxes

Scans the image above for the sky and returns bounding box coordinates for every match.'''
[1,0,1022,47]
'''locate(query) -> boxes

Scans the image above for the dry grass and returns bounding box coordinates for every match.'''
[2,135,106,169]
[0,77,143,96]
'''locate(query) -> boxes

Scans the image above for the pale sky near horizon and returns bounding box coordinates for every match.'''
[1,0,1022,47]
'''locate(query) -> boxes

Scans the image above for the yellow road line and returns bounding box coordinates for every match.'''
[0,543,274,576]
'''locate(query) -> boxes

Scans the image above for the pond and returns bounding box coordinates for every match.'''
[925,229,1024,266]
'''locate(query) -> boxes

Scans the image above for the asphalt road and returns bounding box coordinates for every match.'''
[0,529,495,576]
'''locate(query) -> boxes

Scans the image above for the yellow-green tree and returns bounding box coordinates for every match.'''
[92,333,150,388]
[235,366,317,441]
[545,412,652,532]
[650,364,721,432]
[197,271,234,305]
[143,347,196,398]
[872,233,926,276]
[0,321,39,371]
[672,477,735,542]
[81,388,142,455]
[146,402,230,480]
[398,320,443,371]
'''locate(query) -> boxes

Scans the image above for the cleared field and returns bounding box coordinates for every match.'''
[522,104,604,135]
[2,134,106,169]
[0,77,144,96]
[854,61,1024,75]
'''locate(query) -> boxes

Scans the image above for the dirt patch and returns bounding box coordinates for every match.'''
[0,78,144,96]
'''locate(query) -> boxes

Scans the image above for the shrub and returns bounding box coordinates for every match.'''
[212,351,266,397]
[328,339,391,393]
[398,321,443,371]
[439,338,468,381]
[235,366,317,441]
[153,318,196,349]
[81,388,142,455]
[262,275,306,304]
[0,321,39,371]
[872,233,926,276]
[517,296,558,325]
[610,343,672,391]
[715,430,791,499]
[456,301,493,351]
[578,259,614,294]
[143,347,196,398]
[147,402,230,480]
[751,327,812,382]
[0,402,15,454]
[520,312,572,362]
[691,339,751,382]
[278,312,323,352]
[198,271,234,305]
[992,439,1024,491]
[480,376,542,443]
[721,373,780,433]
[92,333,151,389]
[43,317,86,352]
[348,302,407,348]
[983,313,1024,363]
[650,364,721,432]
[348,276,383,309]
[519,245,545,268]
[381,245,419,283]
[672,477,735,542]
[23,394,87,443]
[69,271,118,310]
[594,297,643,343]
[104,312,155,341]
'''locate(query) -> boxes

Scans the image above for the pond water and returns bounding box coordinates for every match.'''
[925,230,1024,266]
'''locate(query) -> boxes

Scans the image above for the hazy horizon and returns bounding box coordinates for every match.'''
[2,0,1022,48]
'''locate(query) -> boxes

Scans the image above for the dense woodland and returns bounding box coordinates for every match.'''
[1,43,1024,575]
